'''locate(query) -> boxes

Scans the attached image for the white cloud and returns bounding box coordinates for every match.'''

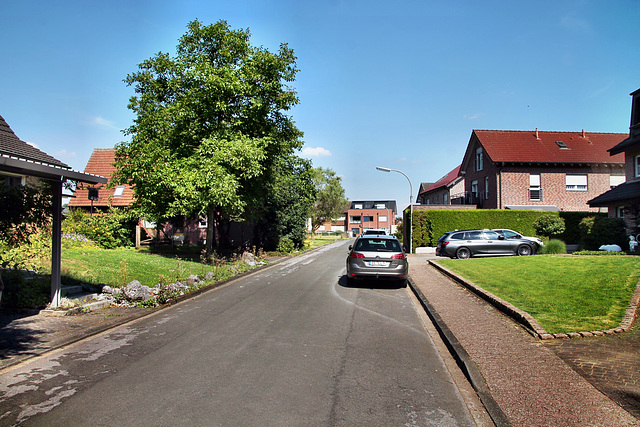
[53,149,76,159]
[464,113,480,120]
[26,141,40,149]
[302,146,332,157]
[88,116,118,130]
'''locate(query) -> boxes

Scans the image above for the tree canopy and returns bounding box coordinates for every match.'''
[309,167,349,233]
[113,20,304,252]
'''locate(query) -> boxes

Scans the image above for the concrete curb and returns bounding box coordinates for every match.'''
[407,276,511,426]
[428,259,640,340]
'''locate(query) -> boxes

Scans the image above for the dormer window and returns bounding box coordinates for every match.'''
[555,141,569,149]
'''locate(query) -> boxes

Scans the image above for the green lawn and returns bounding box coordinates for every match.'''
[436,255,640,334]
[61,247,253,289]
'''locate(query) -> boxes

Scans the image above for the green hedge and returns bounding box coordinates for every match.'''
[409,209,605,247]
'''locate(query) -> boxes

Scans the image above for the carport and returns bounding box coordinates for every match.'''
[1,115,107,307]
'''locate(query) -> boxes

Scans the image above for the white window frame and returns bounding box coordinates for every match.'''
[566,174,588,191]
[475,148,483,171]
[529,173,541,201]
[379,216,387,222]
[610,175,625,189]
[484,177,489,199]
[471,180,478,198]
[636,155,640,178]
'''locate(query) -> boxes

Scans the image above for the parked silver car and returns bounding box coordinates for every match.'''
[491,229,544,249]
[436,229,535,259]
[346,235,408,285]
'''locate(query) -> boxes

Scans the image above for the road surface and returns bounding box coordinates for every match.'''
[1,240,479,426]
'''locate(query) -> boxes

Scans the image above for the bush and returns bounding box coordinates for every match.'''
[63,208,137,249]
[534,215,566,238]
[277,237,295,253]
[539,239,566,255]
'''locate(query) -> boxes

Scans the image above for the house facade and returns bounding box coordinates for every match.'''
[417,165,464,205]
[589,88,640,232]
[346,200,396,236]
[460,129,626,212]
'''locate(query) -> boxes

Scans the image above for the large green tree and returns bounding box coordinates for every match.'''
[309,167,349,233]
[113,20,303,252]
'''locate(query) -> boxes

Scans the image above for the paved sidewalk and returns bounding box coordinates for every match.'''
[408,253,640,426]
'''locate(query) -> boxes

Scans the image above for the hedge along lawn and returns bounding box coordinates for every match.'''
[436,255,640,334]
[61,247,254,289]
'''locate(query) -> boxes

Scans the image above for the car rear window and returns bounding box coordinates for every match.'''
[355,238,401,252]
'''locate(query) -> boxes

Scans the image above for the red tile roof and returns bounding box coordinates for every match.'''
[474,130,626,164]
[68,148,134,208]
[419,165,462,195]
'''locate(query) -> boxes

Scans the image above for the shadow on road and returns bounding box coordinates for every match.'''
[338,275,407,290]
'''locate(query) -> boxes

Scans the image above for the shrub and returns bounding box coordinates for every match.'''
[534,215,566,238]
[277,237,295,253]
[63,208,137,249]
[0,271,50,309]
[539,239,566,255]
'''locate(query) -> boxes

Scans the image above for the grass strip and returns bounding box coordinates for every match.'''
[436,255,640,334]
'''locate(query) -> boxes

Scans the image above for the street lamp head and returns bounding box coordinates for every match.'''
[376,166,391,172]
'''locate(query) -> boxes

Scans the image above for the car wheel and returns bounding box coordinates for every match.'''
[456,247,471,259]
[517,244,532,256]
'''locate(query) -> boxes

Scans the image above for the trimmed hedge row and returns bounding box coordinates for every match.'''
[409,209,604,247]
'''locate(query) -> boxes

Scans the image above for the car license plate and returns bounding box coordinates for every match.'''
[367,261,388,267]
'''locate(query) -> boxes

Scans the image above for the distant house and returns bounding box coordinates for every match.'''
[68,148,134,212]
[589,88,640,232]
[459,129,627,211]
[0,114,106,307]
[346,200,397,236]
[417,165,464,205]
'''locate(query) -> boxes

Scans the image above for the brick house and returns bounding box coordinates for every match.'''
[417,165,464,205]
[347,200,396,236]
[68,148,134,212]
[589,88,640,232]
[459,129,626,211]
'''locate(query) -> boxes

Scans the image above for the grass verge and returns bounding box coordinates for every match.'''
[435,255,640,334]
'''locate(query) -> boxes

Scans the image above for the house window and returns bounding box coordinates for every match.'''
[375,203,386,209]
[484,177,489,199]
[379,216,387,222]
[616,206,625,218]
[566,174,587,191]
[636,155,640,178]
[529,174,541,201]
[610,175,625,189]
[475,148,483,171]
[1,173,24,188]
[350,216,361,224]
[443,193,448,204]
[363,216,374,222]
[199,216,207,228]
[113,186,125,197]
[471,180,478,199]
[354,204,363,209]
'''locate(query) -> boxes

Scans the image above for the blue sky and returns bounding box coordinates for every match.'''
[2,0,639,212]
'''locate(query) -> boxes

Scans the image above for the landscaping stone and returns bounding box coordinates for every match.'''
[123,280,151,301]
[242,252,257,266]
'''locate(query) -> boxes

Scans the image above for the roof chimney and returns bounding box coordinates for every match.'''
[535,128,540,139]
[582,129,586,138]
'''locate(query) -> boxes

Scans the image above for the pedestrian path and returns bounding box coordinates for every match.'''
[408,254,639,426]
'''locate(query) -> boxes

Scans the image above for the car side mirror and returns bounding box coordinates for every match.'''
[348,245,353,250]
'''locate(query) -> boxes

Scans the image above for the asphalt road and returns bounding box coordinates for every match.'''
[1,240,477,426]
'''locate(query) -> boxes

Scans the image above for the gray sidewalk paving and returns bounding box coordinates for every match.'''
[408,253,639,426]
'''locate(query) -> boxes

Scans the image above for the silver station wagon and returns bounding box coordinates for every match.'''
[346,235,408,285]
[436,229,535,259]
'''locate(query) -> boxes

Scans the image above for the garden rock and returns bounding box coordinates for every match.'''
[123,280,151,301]
[186,274,199,285]
[242,252,256,266]
[204,272,215,281]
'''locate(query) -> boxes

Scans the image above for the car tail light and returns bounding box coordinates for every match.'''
[350,252,365,258]
[440,241,449,246]
[391,253,405,259]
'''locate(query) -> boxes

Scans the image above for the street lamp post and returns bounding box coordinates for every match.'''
[376,166,413,254]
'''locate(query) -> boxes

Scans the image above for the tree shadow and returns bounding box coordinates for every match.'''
[0,310,47,364]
